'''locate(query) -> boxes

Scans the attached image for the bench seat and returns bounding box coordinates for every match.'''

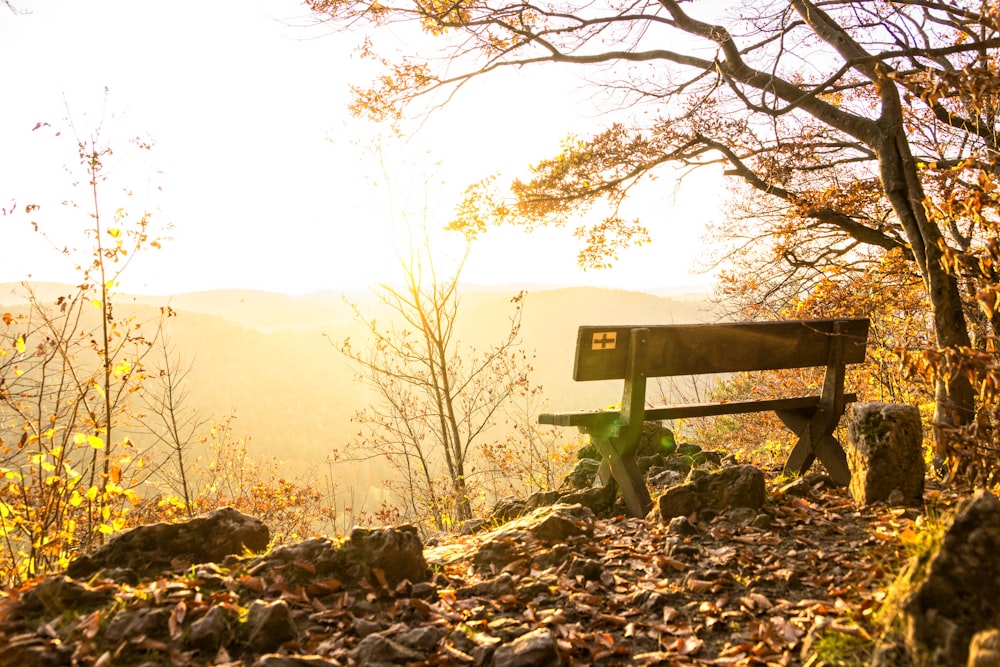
[540,318,870,517]
[540,393,858,426]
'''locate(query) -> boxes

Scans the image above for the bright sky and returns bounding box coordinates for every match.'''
[1,0,722,296]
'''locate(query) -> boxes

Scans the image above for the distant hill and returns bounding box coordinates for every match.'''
[0,282,714,499]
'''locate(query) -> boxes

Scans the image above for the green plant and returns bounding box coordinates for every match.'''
[809,630,871,666]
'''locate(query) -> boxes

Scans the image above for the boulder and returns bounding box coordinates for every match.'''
[493,627,561,667]
[258,525,429,588]
[473,505,594,572]
[847,402,924,506]
[556,482,616,516]
[891,491,1000,665]
[653,465,766,521]
[66,507,268,580]
[188,605,232,651]
[343,525,430,586]
[246,599,297,652]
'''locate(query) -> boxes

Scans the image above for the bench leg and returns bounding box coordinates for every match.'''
[814,434,850,486]
[589,436,653,518]
[776,408,850,485]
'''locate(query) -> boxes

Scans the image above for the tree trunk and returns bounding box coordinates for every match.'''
[875,119,975,458]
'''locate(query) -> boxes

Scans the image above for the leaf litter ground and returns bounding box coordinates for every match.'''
[0,472,959,667]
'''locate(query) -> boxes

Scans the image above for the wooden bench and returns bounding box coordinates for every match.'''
[539,318,870,517]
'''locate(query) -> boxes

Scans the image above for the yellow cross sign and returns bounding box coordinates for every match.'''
[592,332,617,350]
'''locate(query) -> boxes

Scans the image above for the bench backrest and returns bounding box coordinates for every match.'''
[573,318,870,381]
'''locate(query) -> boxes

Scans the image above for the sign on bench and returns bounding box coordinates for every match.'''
[539,318,870,517]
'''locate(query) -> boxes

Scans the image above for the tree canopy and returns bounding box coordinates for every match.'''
[310,0,1000,451]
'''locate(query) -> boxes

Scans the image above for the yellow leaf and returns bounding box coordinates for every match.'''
[69,492,83,507]
[87,435,105,450]
[108,227,122,239]
[85,486,99,501]
[99,524,114,534]
[91,299,102,309]
[113,359,132,377]
[15,336,25,354]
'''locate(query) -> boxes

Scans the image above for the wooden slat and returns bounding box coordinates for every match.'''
[539,393,859,427]
[573,318,869,381]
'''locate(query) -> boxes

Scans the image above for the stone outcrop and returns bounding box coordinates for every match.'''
[884,490,1000,665]
[652,464,766,521]
[66,507,268,581]
[253,524,429,588]
[847,402,924,506]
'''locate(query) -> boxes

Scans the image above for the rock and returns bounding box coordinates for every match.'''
[638,421,676,455]
[395,625,443,652]
[648,469,684,489]
[18,575,116,614]
[847,402,924,506]
[253,656,343,667]
[654,483,700,520]
[66,507,268,580]
[492,497,530,522]
[527,490,562,509]
[105,607,171,644]
[349,632,426,665]
[665,516,699,536]
[246,599,297,653]
[561,458,601,490]
[894,490,1000,665]
[725,507,758,525]
[258,525,429,589]
[188,605,231,651]
[556,483,616,516]
[460,518,488,534]
[566,556,604,581]
[473,505,594,572]
[352,617,382,637]
[969,629,1000,667]
[0,637,72,667]
[493,627,561,667]
[494,504,593,543]
[411,581,437,599]
[653,465,766,521]
[343,525,429,587]
[459,572,517,598]
[473,537,521,571]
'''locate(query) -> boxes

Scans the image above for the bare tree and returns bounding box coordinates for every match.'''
[336,241,528,530]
